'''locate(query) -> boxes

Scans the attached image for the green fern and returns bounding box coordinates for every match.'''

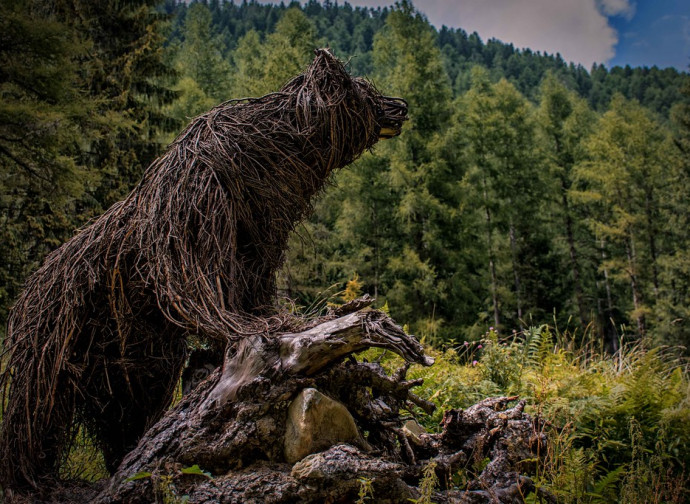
[588,466,624,503]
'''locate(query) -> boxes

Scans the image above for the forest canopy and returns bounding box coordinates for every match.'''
[2,0,690,352]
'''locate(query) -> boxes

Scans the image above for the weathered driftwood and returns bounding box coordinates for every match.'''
[68,301,544,504]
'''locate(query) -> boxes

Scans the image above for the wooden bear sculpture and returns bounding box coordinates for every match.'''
[0,49,407,492]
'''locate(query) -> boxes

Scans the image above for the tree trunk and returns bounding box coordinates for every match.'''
[561,176,588,328]
[483,176,501,329]
[644,187,660,300]
[599,237,619,352]
[626,235,646,336]
[509,219,523,324]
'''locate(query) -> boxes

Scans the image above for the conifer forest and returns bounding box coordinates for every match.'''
[1,0,689,501]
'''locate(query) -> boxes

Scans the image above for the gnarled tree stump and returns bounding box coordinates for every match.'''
[25,298,547,503]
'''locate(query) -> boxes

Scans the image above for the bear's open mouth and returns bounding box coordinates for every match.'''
[378,96,408,139]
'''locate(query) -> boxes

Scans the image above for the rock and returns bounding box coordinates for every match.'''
[402,419,427,446]
[283,388,367,463]
[290,444,418,503]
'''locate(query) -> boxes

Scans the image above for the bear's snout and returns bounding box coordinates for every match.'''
[378,96,408,139]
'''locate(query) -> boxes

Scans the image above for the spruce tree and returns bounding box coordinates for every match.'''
[231,8,318,97]
[368,0,454,339]
[0,1,98,333]
[50,0,178,206]
[176,2,232,101]
[0,0,177,335]
[656,76,690,347]
[457,69,553,331]
[166,1,232,125]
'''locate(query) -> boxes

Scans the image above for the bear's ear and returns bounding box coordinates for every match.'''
[308,48,350,84]
[281,48,348,97]
[290,48,353,132]
[312,48,335,62]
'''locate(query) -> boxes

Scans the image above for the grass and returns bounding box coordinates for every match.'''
[375,325,690,503]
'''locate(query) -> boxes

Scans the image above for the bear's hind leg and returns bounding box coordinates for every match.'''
[82,328,187,473]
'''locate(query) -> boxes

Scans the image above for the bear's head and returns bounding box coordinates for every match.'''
[281,49,408,175]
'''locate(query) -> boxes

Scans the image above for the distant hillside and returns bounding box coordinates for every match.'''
[163,0,687,117]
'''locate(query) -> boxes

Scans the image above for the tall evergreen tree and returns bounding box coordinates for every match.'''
[457,69,552,331]
[456,68,503,330]
[231,29,265,96]
[177,2,232,101]
[166,1,232,125]
[367,0,454,339]
[0,0,99,333]
[489,78,546,327]
[0,0,177,335]
[51,0,178,206]
[656,75,690,346]
[574,94,671,339]
[536,74,597,331]
[231,8,318,97]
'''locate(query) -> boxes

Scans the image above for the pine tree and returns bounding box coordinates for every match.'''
[176,1,232,101]
[231,8,318,97]
[457,69,552,331]
[455,68,504,330]
[0,0,177,335]
[367,0,454,339]
[51,0,179,206]
[656,76,690,346]
[166,2,232,125]
[231,30,265,96]
[489,78,545,326]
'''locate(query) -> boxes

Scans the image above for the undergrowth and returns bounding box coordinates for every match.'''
[366,324,690,503]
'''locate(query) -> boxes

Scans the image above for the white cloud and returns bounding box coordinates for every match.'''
[337,0,628,68]
[597,0,636,20]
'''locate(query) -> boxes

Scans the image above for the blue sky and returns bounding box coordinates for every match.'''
[332,0,690,71]
[608,1,690,69]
